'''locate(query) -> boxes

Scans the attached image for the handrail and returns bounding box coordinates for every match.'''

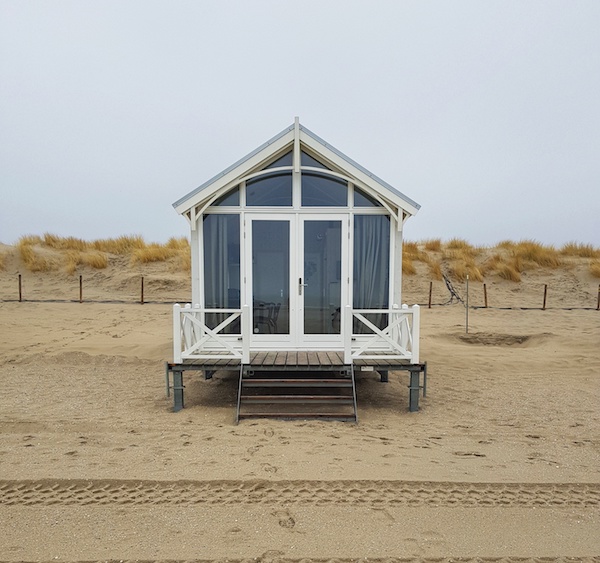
[173,304,250,363]
[174,303,419,368]
[344,304,420,365]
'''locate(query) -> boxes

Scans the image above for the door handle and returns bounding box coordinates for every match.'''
[299,277,308,295]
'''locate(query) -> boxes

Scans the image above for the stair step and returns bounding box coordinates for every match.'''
[241,395,353,404]
[238,412,357,420]
[243,378,353,387]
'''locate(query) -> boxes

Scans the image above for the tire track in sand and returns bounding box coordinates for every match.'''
[1,479,599,507]
[0,559,599,563]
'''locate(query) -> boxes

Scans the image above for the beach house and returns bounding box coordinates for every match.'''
[169,119,425,421]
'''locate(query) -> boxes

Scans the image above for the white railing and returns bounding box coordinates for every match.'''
[344,304,420,365]
[173,302,420,367]
[173,304,251,364]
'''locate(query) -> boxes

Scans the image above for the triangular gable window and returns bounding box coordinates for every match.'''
[354,187,382,207]
[301,150,330,169]
[264,150,293,169]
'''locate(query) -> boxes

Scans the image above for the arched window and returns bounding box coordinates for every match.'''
[301,172,348,206]
[213,186,240,206]
[246,172,293,206]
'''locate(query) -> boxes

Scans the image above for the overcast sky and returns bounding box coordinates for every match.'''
[1,1,599,246]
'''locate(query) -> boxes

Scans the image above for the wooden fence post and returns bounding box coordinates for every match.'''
[597,284,600,311]
[542,284,548,310]
[79,275,83,303]
[18,274,22,302]
[428,281,433,309]
[140,276,144,305]
[465,275,469,333]
[483,283,488,308]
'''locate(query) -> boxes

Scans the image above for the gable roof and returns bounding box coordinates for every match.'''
[173,120,420,216]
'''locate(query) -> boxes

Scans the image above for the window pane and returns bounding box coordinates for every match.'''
[246,172,293,206]
[301,151,329,169]
[301,172,347,207]
[303,220,341,334]
[213,186,239,206]
[203,214,240,333]
[354,186,382,207]
[265,151,293,168]
[252,220,290,334]
[353,215,390,331]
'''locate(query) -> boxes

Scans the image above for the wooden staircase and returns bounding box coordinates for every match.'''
[236,367,357,422]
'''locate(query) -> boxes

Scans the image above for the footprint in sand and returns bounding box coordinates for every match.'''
[261,463,278,473]
[272,508,295,529]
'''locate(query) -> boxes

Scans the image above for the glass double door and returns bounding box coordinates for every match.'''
[247,214,347,348]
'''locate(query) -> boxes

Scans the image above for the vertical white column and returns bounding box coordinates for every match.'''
[344,304,353,364]
[242,304,251,364]
[173,304,182,363]
[411,304,420,364]
[393,217,403,307]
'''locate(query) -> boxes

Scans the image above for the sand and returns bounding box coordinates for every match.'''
[0,248,599,561]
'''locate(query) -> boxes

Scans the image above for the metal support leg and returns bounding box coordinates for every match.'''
[165,362,171,397]
[204,370,214,380]
[379,370,388,383]
[173,369,185,412]
[422,362,427,398]
[408,369,421,412]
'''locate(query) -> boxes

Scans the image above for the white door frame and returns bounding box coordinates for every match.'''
[244,212,349,350]
[297,214,348,349]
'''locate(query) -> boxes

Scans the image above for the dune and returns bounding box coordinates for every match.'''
[0,238,599,560]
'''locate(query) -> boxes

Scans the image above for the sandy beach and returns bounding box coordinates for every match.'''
[1,245,599,560]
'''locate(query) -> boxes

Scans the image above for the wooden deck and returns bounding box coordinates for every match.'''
[166,352,427,416]
[172,350,419,371]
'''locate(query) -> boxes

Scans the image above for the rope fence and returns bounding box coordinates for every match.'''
[4,275,188,305]
[419,275,600,311]
[3,274,600,311]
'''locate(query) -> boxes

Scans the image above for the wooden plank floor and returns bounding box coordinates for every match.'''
[177,351,418,370]
[250,351,346,369]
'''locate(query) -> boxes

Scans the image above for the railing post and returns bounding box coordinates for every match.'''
[411,304,420,364]
[182,304,192,355]
[344,304,352,364]
[173,304,182,363]
[392,304,400,346]
[400,304,409,353]
[192,304,201,344]
[242,304,251,364]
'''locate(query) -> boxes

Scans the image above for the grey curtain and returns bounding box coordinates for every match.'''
[353,215,390,331]
[203,214,240,331]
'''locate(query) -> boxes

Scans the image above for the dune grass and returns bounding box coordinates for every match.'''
[16,234,190,274]
[12,234,598,282]
[424,238,442,252]
[561,242,600,258]
[400,238,599,283]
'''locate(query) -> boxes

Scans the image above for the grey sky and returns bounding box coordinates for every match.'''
[1,0,599,246]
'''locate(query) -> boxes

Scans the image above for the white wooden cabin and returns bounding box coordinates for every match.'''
[170,119,424,419]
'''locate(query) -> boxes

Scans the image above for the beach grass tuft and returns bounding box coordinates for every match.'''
[561,242,600,258]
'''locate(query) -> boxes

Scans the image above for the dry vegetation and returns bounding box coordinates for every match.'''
[4,234,599,282]
[403,239,600,282]
[13,234,191,275]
